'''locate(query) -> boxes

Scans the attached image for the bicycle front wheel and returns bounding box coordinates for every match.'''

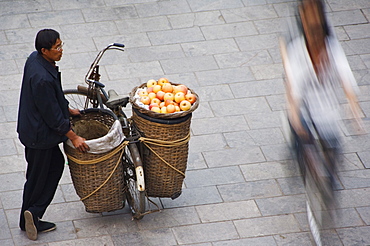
[63,89,95,110]
[123,143,146,220]
[304,152,336,246]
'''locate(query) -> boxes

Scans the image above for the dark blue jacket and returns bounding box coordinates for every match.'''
[17,51,70,149]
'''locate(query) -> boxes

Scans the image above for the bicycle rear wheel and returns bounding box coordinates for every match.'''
[123,143,146,219]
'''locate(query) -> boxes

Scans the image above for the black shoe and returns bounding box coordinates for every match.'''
[38,220,56,233]
[24,210,37,240]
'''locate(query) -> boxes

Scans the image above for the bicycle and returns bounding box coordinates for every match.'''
[64,43,147,220]
[288,119,338,246]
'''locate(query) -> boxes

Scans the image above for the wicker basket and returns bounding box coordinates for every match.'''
[129,82,199,119]
[131,108,192,199]
[64,108,125,213]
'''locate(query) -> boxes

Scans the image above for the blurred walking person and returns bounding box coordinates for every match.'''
[280,0,363,185]
[280,0,363,244]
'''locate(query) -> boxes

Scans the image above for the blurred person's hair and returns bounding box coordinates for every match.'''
[296,0,331,38]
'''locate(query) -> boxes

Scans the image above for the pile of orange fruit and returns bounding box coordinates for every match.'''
[136,78,197,114]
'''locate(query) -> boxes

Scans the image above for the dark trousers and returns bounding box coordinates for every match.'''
[19,145,65,230]
[290,117,340,184]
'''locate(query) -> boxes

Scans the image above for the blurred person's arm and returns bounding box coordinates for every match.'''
[328,37,364,132]
[343,80,364,132]
[279,37,308,138]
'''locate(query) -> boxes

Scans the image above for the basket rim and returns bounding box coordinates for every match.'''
[132,107,192,125]
[76,108,118,121]
[129,82,199,119]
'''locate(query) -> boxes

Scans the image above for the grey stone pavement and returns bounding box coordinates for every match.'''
[1,0,370,245]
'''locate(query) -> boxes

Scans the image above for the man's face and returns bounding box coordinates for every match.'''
[41,38,63,62]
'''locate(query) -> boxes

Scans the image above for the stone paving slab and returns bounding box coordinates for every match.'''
[0,0,369,245]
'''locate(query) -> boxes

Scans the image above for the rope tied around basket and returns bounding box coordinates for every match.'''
[138,132,190,177]
[66,141,129,201]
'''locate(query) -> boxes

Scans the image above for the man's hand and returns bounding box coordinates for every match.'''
[71,136,90,152]
[66,130,89,152]
[69,108,81,116]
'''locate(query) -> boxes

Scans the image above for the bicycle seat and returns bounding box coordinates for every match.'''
[106,89,129,108]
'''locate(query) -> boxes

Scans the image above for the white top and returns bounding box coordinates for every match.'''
[285,34,358,139]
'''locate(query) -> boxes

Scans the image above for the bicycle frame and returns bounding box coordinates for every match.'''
[79,43,146,197]
[85,43,125,84]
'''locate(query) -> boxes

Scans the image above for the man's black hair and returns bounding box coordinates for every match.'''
[35,29,60,54]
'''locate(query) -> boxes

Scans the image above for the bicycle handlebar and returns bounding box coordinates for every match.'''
[87,79,105,88]
[85,43,125,84]
[112,43,125,48]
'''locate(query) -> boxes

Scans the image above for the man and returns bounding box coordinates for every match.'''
[17,29,89,240]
